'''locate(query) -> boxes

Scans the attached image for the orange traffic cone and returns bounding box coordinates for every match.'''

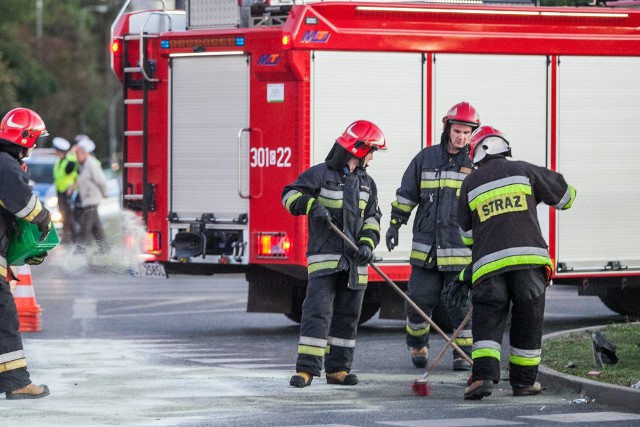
[10,265,41,332]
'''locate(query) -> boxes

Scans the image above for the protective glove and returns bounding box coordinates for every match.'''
[25,252,47,266]
[444,277,471,308]
[37,209,52,242]
[354,244,374,266]
[385,224,400,251]
[309,201,332,229]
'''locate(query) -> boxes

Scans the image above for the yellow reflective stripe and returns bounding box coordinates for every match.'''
[469,184,531,212]
[472,348,501,360]
[391,200,414,213]
[0,265,6,278]
[305,197,315,214]
[318,196,342,209]
[284,191,302,211]
[23,199,43,222]
[461,235,473,246]
[509,354,541,367]
[0,358,27,373]
[358,274,368,284]
[298,345,325,357]
[410,250,428,262]
[358,200,367,210]
[438,256,472,266]
[564,186,577,210]
[454,337,474,347]
[362,223,380,232]
[406,323,430,337]
[420,180,439,189]
[473,255,551,283]
[359,237,374,249]
[439,179,462,189]
[308,260,339,274]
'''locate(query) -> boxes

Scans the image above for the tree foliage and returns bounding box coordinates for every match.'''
[0,0,119,163]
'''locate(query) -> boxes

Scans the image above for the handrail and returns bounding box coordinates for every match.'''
[138,11,173,82]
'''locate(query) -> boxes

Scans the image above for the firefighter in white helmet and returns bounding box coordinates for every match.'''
[0,108,52,399]
[282,120,386,387]
[449,125,576,400]
[386,102,479,371]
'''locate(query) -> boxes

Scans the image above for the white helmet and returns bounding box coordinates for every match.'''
[468,126,511,165]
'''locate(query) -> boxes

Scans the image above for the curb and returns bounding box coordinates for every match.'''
[540,323,640,413]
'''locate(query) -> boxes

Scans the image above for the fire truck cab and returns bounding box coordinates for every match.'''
[111,0,640,323]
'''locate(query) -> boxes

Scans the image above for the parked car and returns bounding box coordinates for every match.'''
[23,148,122,230]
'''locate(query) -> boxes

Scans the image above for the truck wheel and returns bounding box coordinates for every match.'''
[358,292,381,324]
[598,286,640,317]
[284,284,381,325]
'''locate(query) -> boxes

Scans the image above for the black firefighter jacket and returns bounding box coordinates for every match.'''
[0,151,51,279]
[282,162,382,289]
[390,143,472,271]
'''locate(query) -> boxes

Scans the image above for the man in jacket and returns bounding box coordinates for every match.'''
[282,120,386,388]
[74,136,108,250]
[386,102,479,370]
[0,108,52,399]
[452,125,576,400]
[52,137,79,243]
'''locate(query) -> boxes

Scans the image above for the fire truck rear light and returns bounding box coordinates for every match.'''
[145,231,162,255]
[282,34,291,46]
[257,232,290,258]
[112,40,120,54]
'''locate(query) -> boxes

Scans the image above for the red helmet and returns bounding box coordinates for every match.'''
[468,125,511,165]
[0,108,48,148]
[442,102,481,130]
[336,120,387,159]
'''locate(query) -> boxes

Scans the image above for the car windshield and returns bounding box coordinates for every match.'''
[26,162,55,184]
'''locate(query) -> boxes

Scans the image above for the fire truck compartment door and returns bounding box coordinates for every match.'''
[169,54,249,222]
[312,51,424,261]
[557,56,640,271]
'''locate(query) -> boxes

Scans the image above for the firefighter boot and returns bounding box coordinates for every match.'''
[512,382,544,397]
[326,371,359,385]
[289,372,313,388]
[464,380,493,400]
[6,383,50,400]
[409,346,429,368]
[453,348,472,371]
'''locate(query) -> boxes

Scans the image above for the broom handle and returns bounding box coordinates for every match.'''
[329,222,473,364]
[424,308,474,377]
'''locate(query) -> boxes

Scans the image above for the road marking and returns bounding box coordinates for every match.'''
[520,411,640,423]
[378,419,523,426]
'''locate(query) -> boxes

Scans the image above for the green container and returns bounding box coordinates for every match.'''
[6,219,60,266]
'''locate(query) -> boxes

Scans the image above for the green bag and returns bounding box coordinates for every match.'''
[7,219,60,266]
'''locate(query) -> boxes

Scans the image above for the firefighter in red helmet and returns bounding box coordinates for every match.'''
[450,125,576,400]
[386,102,479,371]
[282,120,386,388]
[0,108,52,399]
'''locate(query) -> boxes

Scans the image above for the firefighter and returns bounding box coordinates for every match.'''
[0,108,52,399]
[450,125,576,400]
[385,102,479,371]
[52,137,79,243]
[282,120,386,388]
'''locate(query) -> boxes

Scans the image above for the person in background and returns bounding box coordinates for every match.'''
[0,108,52,399]
[386,102,479,371]
[451,125,576,400]
[52,137,79,243]
[282,120,386,388]
[73,136,108,251]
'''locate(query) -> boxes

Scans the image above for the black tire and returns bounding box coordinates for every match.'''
[598,286,640,317]
[358,292,381,324]
[283,282,381,325]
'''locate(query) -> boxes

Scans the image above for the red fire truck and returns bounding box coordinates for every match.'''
[111,0,640,323]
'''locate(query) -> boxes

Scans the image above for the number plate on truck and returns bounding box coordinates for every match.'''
[132,263,167,278]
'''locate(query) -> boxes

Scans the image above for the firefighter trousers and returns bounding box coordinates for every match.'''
[0,278,31,393]
[405,267,472,357]
[470,267,546,387]
[295,271,365,377]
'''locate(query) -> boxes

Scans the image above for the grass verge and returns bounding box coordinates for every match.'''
[542,322,640,388]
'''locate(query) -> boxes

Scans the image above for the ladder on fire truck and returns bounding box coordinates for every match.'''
[117,8,176,224]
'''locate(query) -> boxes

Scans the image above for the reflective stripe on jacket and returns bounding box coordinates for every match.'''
[282,162,381,288]
[457,156,576,284]
[391,144,472,271]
